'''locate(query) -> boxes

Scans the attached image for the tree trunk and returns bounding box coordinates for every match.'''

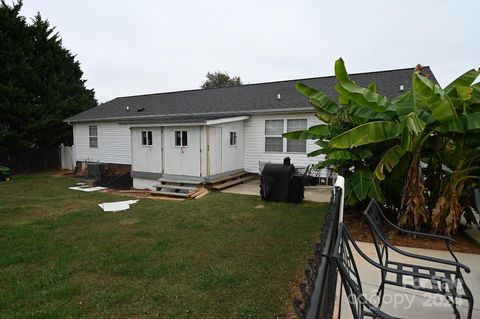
[398,150,428,231]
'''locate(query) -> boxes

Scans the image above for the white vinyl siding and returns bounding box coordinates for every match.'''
[244,113,324,173]
[73,122,131,164]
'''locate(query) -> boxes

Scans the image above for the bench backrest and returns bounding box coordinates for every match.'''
[363,199,389,267]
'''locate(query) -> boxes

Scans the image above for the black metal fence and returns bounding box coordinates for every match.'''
[0,147,60,173]
[294,186,343,319]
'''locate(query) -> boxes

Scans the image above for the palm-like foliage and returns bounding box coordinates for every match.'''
[285,58,480,235]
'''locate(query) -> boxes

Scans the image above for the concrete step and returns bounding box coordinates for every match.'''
[211,175,257,190]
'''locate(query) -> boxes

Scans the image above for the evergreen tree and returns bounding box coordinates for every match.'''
[0,1,96,161]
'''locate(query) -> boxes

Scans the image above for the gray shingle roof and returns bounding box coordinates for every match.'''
[66,66,436,123]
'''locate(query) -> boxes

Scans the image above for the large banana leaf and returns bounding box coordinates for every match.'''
[334,58,351,82]
[392,90,414,116]
[413,73,457,122]
[348,105,391,121]
[347,170,385,203]
[400,112,426,136]
[435,112,480,133]
[335,81,392,113]
[374,145,406,180]
[283,130,320,140]
[326,150,359,160]
[308,149,327,157]
[283,124,332,140]
[308,124,332,136]
[444,68,480,93]
[330,121,400,148]
[295,83,338,114]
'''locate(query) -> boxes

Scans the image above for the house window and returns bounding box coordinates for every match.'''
[229,132,237,146]
[89,125,98,148]
[141,130,153,146]
[286,119,307,152]
[264,119,307,153]
[265,120,284,152]
[175,130,188,146]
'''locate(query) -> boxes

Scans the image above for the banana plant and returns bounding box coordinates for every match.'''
[283,60,388,205]
[329,60,480,233]
[285,58,480,235]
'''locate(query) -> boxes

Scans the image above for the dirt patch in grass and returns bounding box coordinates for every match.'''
[344,213,480,254]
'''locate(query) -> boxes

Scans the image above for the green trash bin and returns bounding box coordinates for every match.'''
[0,166,11,181]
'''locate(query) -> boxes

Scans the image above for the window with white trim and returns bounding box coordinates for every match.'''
[229,131,237,146]
[141,130,153,146]
[89,125,98,148]
[286,119,307,152]
[174,130,188,146]
[265,120,284,152]
[264,119,307,153]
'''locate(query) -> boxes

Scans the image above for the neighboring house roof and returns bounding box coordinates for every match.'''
[66,66,436,123]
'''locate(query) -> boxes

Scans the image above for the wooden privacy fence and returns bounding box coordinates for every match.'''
[0,146,63,173]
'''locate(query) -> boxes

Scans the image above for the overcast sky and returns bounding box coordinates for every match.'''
[20,0,480,103]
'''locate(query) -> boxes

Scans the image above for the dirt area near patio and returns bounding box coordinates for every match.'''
[344,213,480,254]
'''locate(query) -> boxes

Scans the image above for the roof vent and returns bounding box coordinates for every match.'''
[277,93,281,100]
[137,107,145,112]
[399,85,404,92]
[126,105,130,111]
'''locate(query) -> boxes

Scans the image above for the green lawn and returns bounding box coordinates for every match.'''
[0,173,326,318]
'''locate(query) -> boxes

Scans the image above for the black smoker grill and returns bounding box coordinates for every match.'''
[260,159,305,203]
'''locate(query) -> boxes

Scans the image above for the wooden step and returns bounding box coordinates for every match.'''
[150,190,189,198]
[156,185,197,191]
[208,171,248,185]
[211,175,257,190]
[157,178,202,185]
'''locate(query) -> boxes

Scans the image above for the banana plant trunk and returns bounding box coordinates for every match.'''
[398,148,428,231]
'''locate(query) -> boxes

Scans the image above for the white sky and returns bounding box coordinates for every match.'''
[20,0,480,103]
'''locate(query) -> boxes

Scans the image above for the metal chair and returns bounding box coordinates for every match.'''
[332,223,401,319]
[363,199,474,319]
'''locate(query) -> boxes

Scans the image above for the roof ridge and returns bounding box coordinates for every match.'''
[112,66,426,101]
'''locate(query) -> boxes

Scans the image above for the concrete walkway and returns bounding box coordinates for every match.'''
[220,179,333,203]
[340,242,480,318]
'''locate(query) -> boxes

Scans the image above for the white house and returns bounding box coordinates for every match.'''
[65,67,431,190]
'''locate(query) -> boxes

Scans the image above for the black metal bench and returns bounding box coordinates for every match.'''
[362,199,474,318]
[333,223,400,318]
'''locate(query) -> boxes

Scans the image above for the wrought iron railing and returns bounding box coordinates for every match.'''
[293,179,344,319]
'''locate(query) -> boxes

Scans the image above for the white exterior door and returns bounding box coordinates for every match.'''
[164,127,201,176]
[131,127,162,173]
[208,126,222,175]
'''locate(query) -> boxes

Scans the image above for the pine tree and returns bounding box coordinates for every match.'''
[0,1,97,161]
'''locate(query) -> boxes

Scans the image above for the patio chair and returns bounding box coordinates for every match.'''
[332,223,401,319]
[363,199,474,318]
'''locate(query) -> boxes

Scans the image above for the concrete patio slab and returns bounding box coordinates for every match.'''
[340,241,480,318]
[220,178,333,203]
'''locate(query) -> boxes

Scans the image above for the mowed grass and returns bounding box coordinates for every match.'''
[0,173,327,318]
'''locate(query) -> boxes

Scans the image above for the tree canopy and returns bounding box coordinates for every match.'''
[200,71,242,89]
[0,0,96,161]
